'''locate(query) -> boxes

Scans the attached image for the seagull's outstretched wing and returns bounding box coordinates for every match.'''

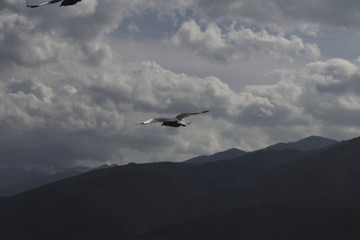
[138,118,173,125]
[27,0,62,8]
[175,110,209,120]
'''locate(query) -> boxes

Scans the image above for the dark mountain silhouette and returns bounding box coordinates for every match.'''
[265,135,337,152]
[185,148,247,163]
[1,137,360,239]
[143,137,360,239]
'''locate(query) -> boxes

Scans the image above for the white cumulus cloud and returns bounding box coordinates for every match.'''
[169,20,320,64]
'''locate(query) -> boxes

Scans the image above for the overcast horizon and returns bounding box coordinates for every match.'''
[1,0,360,168]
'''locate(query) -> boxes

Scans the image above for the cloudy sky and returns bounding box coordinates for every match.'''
[1,0,360,168]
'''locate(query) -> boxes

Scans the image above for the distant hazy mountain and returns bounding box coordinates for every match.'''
[0,164,117,196]
[265,135,338,152]
[1,136,360,239]
[185,148,247,163]
[0,165,77,187]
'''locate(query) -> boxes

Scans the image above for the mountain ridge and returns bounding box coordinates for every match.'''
[265,135,338,152]
[0,136,338,196]
[185,148,247,163]
[184,135,337,164]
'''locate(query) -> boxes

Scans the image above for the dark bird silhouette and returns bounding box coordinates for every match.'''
[139,110,209,127]
[27,0,82,8]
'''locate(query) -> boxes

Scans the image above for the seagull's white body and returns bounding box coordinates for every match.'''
[27,0,82,8]
[139,110,209,127]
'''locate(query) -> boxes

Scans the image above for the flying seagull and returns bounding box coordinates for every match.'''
[139,110,209,127]
[27,0,82,8]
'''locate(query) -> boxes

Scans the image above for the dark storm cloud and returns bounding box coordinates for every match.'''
[0,58,238,166]
[1,0,360,167]
[192,0,360,30]
[275,0,360,29]
[0,128,123,167]
[3,55,360,166]
[0,10,61,68]
[0,0,128,69]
